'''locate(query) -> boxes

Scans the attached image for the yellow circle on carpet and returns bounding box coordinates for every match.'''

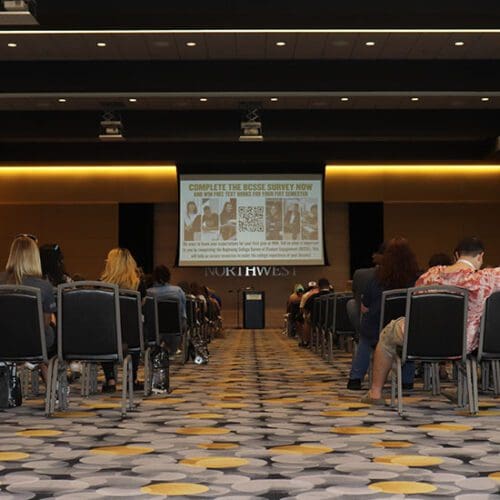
[372,441,413,448]
[187,413,224,419]
[90,446,154,456]
[331,426,385,435]
[322,411,369,417]
[16,429,63,437]
[330,402,371,409]
[212,393,247,398]
[53,411,97,418]
[0,452,29,461]
[478,410,500,416]
[197,442,239,450]
[263,398,304,404]
[143,398,186,405]
[269,445,333,455]
[369,481,437,494]
[205,402,248,409]
[374,455,444,466]
[418,423,472,432]
[81,402,121,409]
[488,472,500,482]
[176,427,231,435]
[181,457,249,468]
[141,483,209,495]
[171,389,193,394]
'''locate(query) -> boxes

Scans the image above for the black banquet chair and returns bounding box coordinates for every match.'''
[56,281,134,417]
[0,285,57,416]
[477,290,500,395]
[391,285,475,416]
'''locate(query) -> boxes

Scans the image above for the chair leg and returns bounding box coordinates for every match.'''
[328,331,333,363]
[121,360,128,418]
[465,359,475,415]
[423,363,431,391]
[20,366,30,397]
[144,347,152,397]
[44,357,56,416]
[493,361,500,396]
[471,357,479,415]
[127,356,134,411]
[481,361,489,392]
[397,358,403,417]
[431,363,441,396]
[390,362,396,408]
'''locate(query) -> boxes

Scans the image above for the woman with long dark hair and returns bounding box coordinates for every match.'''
[347,237,419,390]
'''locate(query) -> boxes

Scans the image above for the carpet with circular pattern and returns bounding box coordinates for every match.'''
[0,329,500,499]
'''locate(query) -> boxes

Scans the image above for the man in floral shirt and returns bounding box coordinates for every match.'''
[362,237,498,405]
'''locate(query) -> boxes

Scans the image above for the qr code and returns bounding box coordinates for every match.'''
[238,206,265,232]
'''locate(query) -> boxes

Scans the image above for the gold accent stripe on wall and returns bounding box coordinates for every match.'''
[0,165,177,204]
[325,164,500,202]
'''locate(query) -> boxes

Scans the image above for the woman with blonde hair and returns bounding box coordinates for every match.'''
[2,235,56,347]
[100,248,145,392]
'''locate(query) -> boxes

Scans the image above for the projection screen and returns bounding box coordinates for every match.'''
[178,174,325,266]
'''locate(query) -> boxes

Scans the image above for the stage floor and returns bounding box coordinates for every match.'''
[0,329,500,498]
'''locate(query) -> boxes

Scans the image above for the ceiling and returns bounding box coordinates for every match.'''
[0,0,499,164]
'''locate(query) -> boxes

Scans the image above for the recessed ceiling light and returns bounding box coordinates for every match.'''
[340,97,349,102]
[186,41,197,47]
[128,98,137,103]
[270,97,279,102]
[7,42,17,48]
[481,97,490,102]
[275,41,286,47]
[199,97,208,102]
[365,41,376,46]
[454,41,465,46]
[96,42,107,47]
[58,98,67,103]
[411,97,420,102]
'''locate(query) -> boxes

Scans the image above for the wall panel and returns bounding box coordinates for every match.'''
[0,204,118,279]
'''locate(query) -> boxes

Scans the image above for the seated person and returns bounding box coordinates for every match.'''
[1,235,57,381]
[287,284,304,337]
[100,247,146,392]
[347,237,418,390]
[362,236,500,404]
[148,266,187,349]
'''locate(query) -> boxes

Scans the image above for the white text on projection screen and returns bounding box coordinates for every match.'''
[178,174,325,266]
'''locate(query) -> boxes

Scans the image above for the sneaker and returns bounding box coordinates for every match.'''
[347,379,362,390]
[360,392,387,406]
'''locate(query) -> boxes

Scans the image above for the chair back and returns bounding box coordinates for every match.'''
[332,292,355,334]
[158,299,182,336]
[478,290,500,362]
[403,285,468,362]
[311,296,320,327]
[186,296,196,327]
[143,295,160,346]
[0,285,48,362]
[57,281,122,362]
[119,290,144,353]
[379,288,408,332]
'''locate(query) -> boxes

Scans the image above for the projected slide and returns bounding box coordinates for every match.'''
[178,174,325,266]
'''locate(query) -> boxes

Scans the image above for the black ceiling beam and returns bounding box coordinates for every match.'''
[21,0,500,29]
[1,60,499,93]
[0,140,493,163]
[0,110,498,141]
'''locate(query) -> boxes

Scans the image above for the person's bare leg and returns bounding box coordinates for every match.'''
[367,343,393,399]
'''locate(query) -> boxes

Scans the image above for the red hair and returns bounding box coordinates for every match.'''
[376,237,419,289]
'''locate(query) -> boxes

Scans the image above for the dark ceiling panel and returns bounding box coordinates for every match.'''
[0,61,498,93]
[19,0,500,29]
